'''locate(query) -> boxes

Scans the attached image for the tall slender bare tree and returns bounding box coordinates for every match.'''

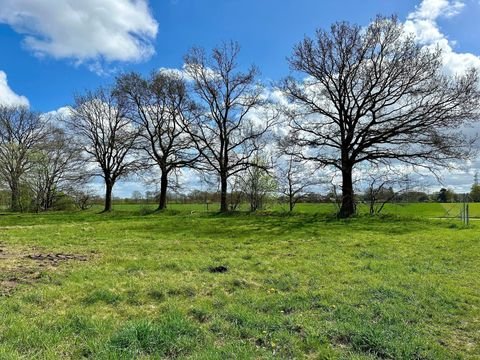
[0,105,46,211]
[282,16,480,218]
[184,41,276,212]
[68,87,140,212]
[276,154,321,212]
[115,71,198,210]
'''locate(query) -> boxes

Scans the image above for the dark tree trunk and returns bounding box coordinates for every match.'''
[369,199,375,216]
[10,180,21,212]
[158,170,168,211]
[44,185,54,211]
[339,167,355,218]
[220,174,228,213]
[289,182,294,212]
[103,180,113,212]
[250,193,256,212]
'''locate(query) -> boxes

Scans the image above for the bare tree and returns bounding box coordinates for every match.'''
[276,154,321,212]
[184,41,276,212]
[115,71,198,210]
[66,186,97,210]
[364,176,395,216]
[228,175,244,211]
[237,153,276,212]
[27,124,85,212]
[0,105,46,211]
[68,87,140,212]
[282,16,480,218]
[362,170,426,215]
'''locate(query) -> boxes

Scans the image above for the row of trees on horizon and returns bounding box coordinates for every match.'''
[0,16,479,217]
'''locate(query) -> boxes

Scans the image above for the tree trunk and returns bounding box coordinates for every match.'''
[44,185,54,211]
[158,170,168,211]
[289,182,294,212]
[369,199,375,216]
[339,167,355,218]
[220,174,228,213]
[103,180,113,212]
[250,193,256,212]
[10,180,21,212]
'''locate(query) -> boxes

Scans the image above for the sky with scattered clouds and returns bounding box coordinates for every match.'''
[0,0,480,197]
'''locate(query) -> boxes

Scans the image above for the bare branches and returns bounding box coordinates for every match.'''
[0,105,47,211]
[115,71,198,210]
[183,41,277,212]
[276,153,324,212]
[67,87,140,212]
[282,15,480,217]
[27,123,86,212]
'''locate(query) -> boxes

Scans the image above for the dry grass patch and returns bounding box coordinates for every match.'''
[0,243,88,296]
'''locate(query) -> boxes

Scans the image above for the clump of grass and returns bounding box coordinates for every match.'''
[83,289,122,305]
[64,313,97,336]
[332,323,449,359]
[188,307,210,323]
[147,289,166,302]
[167,285,196,298]
[109,311,201,357]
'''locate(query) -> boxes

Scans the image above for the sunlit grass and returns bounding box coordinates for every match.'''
[0,204,478,358]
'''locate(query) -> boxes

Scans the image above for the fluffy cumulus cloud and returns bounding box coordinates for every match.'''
[0,71,29,107]
[396,0,480,191]
[404,0,480,74]
[0,0,158,71]
[43,106,73,119]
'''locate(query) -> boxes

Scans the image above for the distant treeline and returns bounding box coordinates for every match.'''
[0,185,476,213]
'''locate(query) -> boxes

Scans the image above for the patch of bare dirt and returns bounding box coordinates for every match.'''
[26,253,88,263]
[0,243,89,296]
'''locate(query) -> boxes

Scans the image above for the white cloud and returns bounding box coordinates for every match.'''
[0,71,29,107]
[403,0,480,189]
[44,106,73,119]
[409,0,464,20]
[158,67,189,79]
[404,0,480,74]
[0,0,158,72]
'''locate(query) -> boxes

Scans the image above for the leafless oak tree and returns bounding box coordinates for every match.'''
[282,16,480,218]
[115,71,198,210]
[0,105,46,211]
[184,41,276,212]
[68,87,140,212]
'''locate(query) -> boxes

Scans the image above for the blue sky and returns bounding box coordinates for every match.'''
[0,0,480,196]
[2,0,478,112]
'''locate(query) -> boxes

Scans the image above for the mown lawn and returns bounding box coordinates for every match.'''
[0,204,478,359]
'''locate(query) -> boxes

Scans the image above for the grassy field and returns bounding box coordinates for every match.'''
[104,201,480,218]
[0,203,479,359]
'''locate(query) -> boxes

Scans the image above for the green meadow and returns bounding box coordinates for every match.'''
[0,203,479,359]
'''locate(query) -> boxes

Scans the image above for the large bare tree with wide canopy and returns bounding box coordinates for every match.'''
[68,88,140,212]
[115,71,198,211]
[282,16,480,218]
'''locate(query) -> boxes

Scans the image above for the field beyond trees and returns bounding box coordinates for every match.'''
[0,203,479,359]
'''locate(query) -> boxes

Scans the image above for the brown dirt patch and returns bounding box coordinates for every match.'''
[26,253,88,263]
[0,243,89,296]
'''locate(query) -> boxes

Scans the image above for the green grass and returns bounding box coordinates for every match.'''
[0,203,478,359]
